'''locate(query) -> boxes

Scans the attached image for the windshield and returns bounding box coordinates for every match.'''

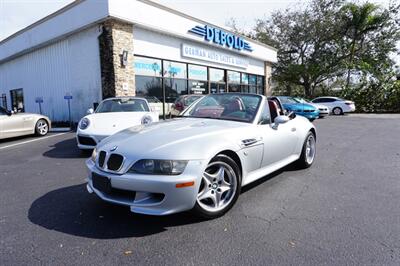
[183,95,203,106]
[278,97,298,104]
[182,94,262,123]
[293,97,311,103]
[96,98,150,113]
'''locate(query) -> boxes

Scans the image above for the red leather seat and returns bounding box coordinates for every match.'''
[268,100,279,122]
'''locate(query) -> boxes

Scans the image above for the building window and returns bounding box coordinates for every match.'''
[188,65,208,94]
[249,74,257,94]
[10,88,24,112]
[257,76,265,95]
[227,71,241,93]
[241,73,249,93]
[209,68,226,93]
[163,60,188,103]
[1,93,7,109]
[134,56,162,77]
[135,76,163,99]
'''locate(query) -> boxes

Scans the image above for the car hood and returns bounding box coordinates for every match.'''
[82,112,157,136]
[97,118,249,161]
[283,103,316,111]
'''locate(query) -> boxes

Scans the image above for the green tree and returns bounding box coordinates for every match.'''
[251,0,400,99]
[340,2,397,87]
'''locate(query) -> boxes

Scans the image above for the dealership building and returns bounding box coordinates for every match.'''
[0,0,277,122]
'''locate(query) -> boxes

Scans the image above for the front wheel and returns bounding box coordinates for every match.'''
[35,119,49,136]
[296,131,316,169]
[192,154,241,219]
[332,107,343,115]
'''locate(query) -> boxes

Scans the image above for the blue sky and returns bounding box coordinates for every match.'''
[0,0,397,64]
[1,0,395,40]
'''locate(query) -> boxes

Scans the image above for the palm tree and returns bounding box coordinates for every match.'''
[341,3,386,87]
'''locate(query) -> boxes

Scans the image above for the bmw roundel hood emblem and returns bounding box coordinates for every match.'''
[110,146,118,152]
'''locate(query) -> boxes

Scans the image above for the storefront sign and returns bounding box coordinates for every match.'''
[182,44,249,69]
[188,25,253,52]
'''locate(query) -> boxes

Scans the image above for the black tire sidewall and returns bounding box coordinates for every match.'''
[192,154,241,219]
[35,119,48,136]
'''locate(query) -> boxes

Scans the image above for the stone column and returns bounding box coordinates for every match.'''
[99,19,135,98]
[264,62,272,96]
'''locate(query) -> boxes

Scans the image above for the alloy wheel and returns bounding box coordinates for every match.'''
[197,161,237,213]
[37,121,48,135]
[305,134,316,164]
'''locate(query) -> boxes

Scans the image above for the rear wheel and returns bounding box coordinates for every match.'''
[192,154,241,219]
[332,107,343,115]
[35,119,49,136]
[296,131,316,169]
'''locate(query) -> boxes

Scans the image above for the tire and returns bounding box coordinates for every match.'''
[332,107,343,115]
[192,154,241,219]
[296,131,316,169]
[35,119,49,136]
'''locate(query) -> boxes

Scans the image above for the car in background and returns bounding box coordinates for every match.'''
[293,97,330,118]
[0,107,51,140]
[86,93,316,218]
[169,94,204,117]
[144,96,174,117]
[311,97,355,115]
[76,97,159,150]
[273,96,320,121]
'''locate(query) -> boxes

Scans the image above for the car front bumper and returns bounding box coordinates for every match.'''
[76,133,108,150]
[296,111,320,120]
[85,159,205,215]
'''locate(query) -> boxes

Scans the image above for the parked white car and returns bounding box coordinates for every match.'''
[86,93,316,218]
[311,97,355,115]
[293,97,330,118]
[76,97,159,150]
[0,107,51,140]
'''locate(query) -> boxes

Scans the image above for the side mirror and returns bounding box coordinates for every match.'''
[272,115,290,129]
[87,108,94,114]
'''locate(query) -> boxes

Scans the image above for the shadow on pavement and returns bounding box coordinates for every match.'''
[28,184,205,239]
[43,137,90,159]
[242,162,301,193]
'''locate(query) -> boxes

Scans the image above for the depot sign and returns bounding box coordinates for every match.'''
[189,25,253,52]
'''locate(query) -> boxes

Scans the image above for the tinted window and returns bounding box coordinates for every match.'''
[10,88,24,112]
[189,80,208,94]
[135,76,162,100]
[164,78,188,103]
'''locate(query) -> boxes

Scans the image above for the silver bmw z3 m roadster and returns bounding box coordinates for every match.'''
[86,93,316,218]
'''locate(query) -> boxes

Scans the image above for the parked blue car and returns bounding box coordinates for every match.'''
[275,96,320,121]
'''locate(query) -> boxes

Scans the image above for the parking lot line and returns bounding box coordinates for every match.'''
[0,132,70,150]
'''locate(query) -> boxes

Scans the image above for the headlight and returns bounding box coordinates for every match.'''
[79,117,90,130]
[91,148,97,162]
[129,159,188,175]
[141,115,153,125]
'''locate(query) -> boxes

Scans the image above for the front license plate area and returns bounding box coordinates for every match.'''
[92,173,112,194]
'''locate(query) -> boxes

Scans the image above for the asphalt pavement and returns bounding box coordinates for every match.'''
[0,115,399,265]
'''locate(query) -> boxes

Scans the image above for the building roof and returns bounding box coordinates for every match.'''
[0,0,277,64]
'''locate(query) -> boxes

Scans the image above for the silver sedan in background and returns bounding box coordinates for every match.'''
[86,93,316,218]
[0,107,51,140]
